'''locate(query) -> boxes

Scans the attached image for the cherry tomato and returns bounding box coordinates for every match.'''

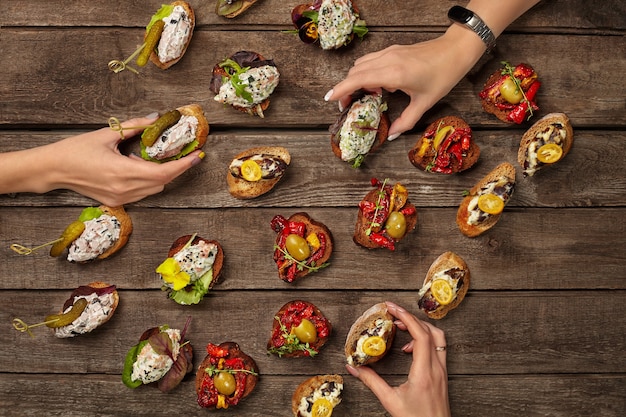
[537,143,563,164]
[240,160,262,182]
[499,77,523,104]
[385,211,407,239]
[285,234,310,261]
[293,318,317,344]
[213,371,236,396]
[477,194,504,215]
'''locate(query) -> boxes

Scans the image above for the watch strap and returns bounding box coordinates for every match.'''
[448,6,496,54]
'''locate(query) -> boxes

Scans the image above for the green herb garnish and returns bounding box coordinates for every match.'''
[204,364,258,377]
[365,178,388,236]
[273,245,329,273]
[219,58,254,103]
[500,61,534,120]
[267,316,318,357]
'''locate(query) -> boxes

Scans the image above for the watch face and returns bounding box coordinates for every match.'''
[448,5,473,24]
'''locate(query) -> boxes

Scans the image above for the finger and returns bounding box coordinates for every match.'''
[385,301,436,366]
[326,70,396,104]
[152,150,205,184]
[387,100,428,140]
[117,113,160,140]
[345,365,396,408]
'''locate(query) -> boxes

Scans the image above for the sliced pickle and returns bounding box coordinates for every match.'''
[49,220,85,257]
[44,298,89,328]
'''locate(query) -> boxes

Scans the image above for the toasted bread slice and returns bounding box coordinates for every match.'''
[196,342,259,409]
[273,213,333,282]
[149,1,195,69]
[268,300,332,358]
[292,374,343,417]
[417,252,470,319]
[345,302,396,367]
[408,116,480,173]
[179,103,209,149]
[98,205,133,260]
[216,0,258,18]
[518,112,574,177]
[227,146,291,199]
[456,162,516,237]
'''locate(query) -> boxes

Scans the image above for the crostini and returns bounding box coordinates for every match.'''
[292,374,343,417]
[345,302,396,367]
[227,146,291,199]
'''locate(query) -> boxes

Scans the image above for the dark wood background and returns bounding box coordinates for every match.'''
[1,1,624,416]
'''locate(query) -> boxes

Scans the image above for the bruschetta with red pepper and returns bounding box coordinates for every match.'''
[271,213,333,283]
[196,342,259,410]
[353,178,418,251]
[479,61,541,124]
[408,116,480,174]
[267,300,332,358]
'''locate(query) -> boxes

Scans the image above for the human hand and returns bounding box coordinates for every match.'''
[346,301,451,417]
[46,113,205,206]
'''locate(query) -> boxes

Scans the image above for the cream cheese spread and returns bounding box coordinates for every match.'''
[214,65,280,108]
[67,215,120,262]
[131,328,181,384]
[318,0,356,50]
[146,115,198,159]
[54,292,116,338]
[157,5,192,63]
[339,94,383,162]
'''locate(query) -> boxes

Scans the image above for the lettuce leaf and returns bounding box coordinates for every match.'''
[146,5,174,32]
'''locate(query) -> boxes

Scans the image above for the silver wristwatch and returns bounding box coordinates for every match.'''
[448,5,497,54]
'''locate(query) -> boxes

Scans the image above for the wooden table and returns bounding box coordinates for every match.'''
[1,1,625,416]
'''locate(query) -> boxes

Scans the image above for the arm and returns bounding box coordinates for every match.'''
[325,0,542,140]
[0,114,204,206]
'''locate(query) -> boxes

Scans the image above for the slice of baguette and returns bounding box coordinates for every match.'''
[227,146,291,199]
[408,116,480,173]
[149,1,195,69]
[291,374,343,417]
[418,252,470,319]
[167,234,224,290]
[518,112,573,177]
[456,162,516,237]
[344,302,396,366]
[98,205,133,260]
[217,0,258,18]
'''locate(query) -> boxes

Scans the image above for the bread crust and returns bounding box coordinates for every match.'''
[344,303,396,366]
[518,112,573,176]
[408,116,480,173]
[227,146,291,199]
[419,252,470,319]
[97,205,132,260]
[167,234,224,290]
[291,374,343,417]
[456,162,516,237]
[195,342,259,408]
[178,103,209,150]
[149,1,195,69]
[218,0,258,18]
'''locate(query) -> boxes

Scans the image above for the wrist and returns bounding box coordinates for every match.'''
[442,23,488,71]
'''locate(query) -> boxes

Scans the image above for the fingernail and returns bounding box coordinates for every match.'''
[386,301,405,313]
[401,342,412,352]
[191,151,205,167]
[144,112,159,119]
[338,101,344,112]
[324,89,334,101]
[387,132,400,141]
[345,364,360,377]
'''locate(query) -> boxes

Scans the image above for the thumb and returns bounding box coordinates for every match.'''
[346,365,395,407]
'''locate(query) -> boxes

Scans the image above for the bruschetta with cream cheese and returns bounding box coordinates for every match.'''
[147,1,195,69]
[210,50,280,118]
[329,92,390,168]
[417,252,471,319]
[292,374,343,417]
[140,104,209,162]
[49,205,132,263]
[156,234,224,305]
[227,146,290,199]
[345,302,396,367]
[518,112,574,177]
[456,162,516,237]
[291,0,368,49]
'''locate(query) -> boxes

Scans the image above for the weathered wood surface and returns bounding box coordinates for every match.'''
[1,0,625,416]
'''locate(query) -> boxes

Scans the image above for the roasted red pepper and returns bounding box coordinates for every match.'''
[369,232,396,251]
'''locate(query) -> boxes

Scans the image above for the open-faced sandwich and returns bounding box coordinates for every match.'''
[216,0,258,18]
[49,205,132,263]
[479,61,541,124]
[417,252,470,319]
[271,213,333,283]
[354,178,417,251]
[267,300,332,358]
[227,146,291,199]
[456,162,516,237]
[329,92,389,168]
[210,50,280,118]
[156,234,224,305]
[196,342,259,410]
[292,374,343,417]
[518,112,574,177]
[345,302,396,367]
[291,0,368,49]
[122,318,193,393]
[408,116,480,174]
[140,104,209,162]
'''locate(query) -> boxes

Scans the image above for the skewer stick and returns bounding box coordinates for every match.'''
[10,238,63,256]
[107,42,146,75]
[108,117,155,140]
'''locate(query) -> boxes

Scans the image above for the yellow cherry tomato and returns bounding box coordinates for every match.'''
[311,398,334,417]
[430,279,454,305]
[213,372,237,396]
[362,336,387,357]
[536,143,563,164]
[240,159,262,182]
[293,318,317,344]
[499,77,523,104]
[477,193,505,215]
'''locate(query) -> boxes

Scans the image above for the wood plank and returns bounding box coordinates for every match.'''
[1,207,624,290]
[1,30,624,127]
[2,291,624,375]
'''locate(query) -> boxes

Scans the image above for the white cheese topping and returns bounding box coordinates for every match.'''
[297,381,343,417]
[339,94,383,162]
[67,215,120,262]
[131,328,181,384]
[348,318,393,366]
[466,177,514,225]
[146,115,198,159]
[318,0,356,50]
[157,5,192,63]
[214,65,280,108]
[171,240,217,284]
[54,292,116,338]
[524,123,567,176]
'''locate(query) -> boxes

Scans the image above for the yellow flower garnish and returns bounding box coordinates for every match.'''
[156,257,190,291]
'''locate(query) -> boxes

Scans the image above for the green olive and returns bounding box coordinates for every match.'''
[499,77,523,104]
[293,318,317,344]
[285,234,311,261]
[385,211,407,239]
[213,371,236,396]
